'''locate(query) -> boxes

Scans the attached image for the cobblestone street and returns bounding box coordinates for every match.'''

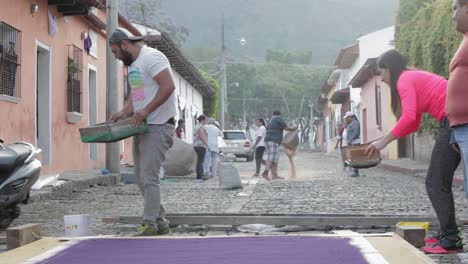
[10,151,468,263]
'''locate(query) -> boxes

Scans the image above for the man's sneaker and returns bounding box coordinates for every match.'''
[423,237,464,254]
[271,175,284,180]
[136,224,159,236]
[157,223,171,235]
[252,173,260,177]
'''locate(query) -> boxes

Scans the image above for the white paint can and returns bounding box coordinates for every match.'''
[64,214,91,237]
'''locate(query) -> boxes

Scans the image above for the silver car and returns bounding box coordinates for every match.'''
[221,130,254,161]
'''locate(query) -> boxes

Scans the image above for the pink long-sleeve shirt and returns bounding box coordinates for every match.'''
[390,70,447,138]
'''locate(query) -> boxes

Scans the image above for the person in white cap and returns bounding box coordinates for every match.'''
[109,28,177,236]
[203,118,222,179]
[344,111,360,177]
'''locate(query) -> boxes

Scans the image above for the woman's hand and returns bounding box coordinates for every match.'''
[365,140,386,159]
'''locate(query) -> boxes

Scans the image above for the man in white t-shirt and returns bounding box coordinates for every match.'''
[109,28,176,236]
[253,118,267,176]
[203,118,222,179]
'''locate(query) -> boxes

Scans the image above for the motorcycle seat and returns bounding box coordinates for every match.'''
[0,143,31,173]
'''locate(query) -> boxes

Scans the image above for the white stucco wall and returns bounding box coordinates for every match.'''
[172,71,204,143]
[349,26,395,136]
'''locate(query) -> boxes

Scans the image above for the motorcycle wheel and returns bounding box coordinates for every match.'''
[0,218,14,230]
[0,205,20,230]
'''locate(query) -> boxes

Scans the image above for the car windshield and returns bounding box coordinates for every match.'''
[224,132,246,140]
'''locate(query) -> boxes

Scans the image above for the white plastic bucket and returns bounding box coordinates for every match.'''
[64,214,91,237]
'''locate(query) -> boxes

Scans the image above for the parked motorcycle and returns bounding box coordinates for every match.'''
[0,138,41,230]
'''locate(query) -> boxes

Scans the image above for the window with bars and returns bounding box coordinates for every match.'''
[67,45,83,113]
[0,22,21,97]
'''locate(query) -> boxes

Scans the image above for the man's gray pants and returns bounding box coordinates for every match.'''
[133,123,174,226]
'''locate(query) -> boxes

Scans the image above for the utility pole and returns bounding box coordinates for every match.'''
[243,85,246,126]
[106,0,120,173]
[219,14,226,130]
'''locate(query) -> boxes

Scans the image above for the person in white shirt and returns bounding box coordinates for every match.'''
[109,28,176,236]
[203,118,222,179]
[253,118,267,176]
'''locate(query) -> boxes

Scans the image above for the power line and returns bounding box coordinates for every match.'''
[193,60,332,68]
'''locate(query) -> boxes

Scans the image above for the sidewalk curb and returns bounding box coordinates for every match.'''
[379,163,464,186]
[29,173,121,203]
[379,163,426,175]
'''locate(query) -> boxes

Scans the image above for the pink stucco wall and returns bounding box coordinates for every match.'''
[359,76,394,160]
[0,1,126,174]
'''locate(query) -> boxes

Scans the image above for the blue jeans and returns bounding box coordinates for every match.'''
[203,150,219,177]
[452,124,468,198]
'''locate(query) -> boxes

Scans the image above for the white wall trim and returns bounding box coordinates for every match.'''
[87,63,98,160]
[35,40,53,164]
[0,95,20,103]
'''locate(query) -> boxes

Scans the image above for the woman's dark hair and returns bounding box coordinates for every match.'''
[273,110,281,116]
[256,118,266,126]
[376,49,408,118]
[178,119,185,126]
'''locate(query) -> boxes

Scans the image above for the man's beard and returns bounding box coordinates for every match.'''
[121,49,134,66]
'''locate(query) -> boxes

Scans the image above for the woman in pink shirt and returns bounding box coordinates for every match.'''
[366,50,463,254]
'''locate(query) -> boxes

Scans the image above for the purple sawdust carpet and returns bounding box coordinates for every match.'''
[37,236,369,264]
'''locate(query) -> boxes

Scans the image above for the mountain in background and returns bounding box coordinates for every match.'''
[150,0,399,65]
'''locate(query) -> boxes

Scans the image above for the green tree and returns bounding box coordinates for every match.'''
[200,70,220,119]
[265,49,313,65]
[396,0,462,134]
[225,60,329,128]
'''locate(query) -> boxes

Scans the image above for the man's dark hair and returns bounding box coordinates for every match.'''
[273,110,281,116]
[458,0,468,6]
[178,119,185,126]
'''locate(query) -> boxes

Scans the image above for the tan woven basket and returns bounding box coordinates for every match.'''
[344,143,381,168]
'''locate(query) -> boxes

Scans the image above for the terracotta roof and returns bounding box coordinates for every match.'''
[145,33,215,97]
[76,1,215,97]
[334,44,359,69]
[349,58,378,87]
[330,87,350,104]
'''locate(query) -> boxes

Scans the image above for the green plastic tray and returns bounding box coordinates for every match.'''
[79,118,148,143]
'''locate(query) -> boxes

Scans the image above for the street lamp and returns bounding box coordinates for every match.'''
[219,13,246,130]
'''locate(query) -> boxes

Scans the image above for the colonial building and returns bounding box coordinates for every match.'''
[0,1,214,174]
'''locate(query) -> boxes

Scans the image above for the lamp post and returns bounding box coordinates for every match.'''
[219,14,246,130]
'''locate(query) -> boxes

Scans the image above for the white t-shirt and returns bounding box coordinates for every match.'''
[128,46,177,124]
[254,126,266,148]
[204,124,221,152]
[341,128,348,148]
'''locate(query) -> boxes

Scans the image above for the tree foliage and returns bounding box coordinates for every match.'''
[119,0,190,46]
[396,0,462,134]
[265,49,312,65]
[225,61,330,129]
[200,70,220,119]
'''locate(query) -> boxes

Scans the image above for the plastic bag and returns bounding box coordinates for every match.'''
[282,130,299,150]
[162,137,197,176]
[218,162,242,189]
